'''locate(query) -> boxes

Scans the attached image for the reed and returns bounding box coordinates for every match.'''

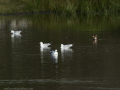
[21,0,120,14]
[77,0,120,13]
[0,0,25,14]
[0,0,120,14]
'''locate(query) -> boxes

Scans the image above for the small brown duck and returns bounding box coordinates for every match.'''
[93,35,97,40]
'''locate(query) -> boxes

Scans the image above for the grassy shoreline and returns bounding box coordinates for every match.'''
[0,0,120,14]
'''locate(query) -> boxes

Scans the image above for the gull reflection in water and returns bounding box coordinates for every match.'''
[61,48,73,62]
[40,46,51,63]
[11,33,22,47]
[40,46,51,78]
[93,39,97,49]
[50,50,58,79]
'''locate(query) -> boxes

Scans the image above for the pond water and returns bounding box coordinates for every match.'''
[0,13,120,90]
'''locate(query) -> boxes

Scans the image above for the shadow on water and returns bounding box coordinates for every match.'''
[0,13,120,90]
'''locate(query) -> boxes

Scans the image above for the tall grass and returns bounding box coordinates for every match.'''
[21,0,120,14]
[21,0,78,14]
[77,0,120,13]
[0,0,120,14]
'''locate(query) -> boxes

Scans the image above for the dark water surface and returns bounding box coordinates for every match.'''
[0,14,120,90]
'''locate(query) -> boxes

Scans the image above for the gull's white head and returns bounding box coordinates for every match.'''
[11,30,14,34]
[55,49,57,52]
[39,42,43,44]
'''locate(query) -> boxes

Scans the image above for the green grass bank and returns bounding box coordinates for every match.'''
[1,0,120,14]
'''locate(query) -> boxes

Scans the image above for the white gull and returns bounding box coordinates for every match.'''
[39,42,51,47]
[50,49,58,55]
[61,44,73,49]
[50,49,58,63]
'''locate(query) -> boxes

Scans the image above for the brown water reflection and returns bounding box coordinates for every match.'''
[0,14,120,90]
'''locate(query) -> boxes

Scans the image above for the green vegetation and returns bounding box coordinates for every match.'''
[0,0,120,14]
